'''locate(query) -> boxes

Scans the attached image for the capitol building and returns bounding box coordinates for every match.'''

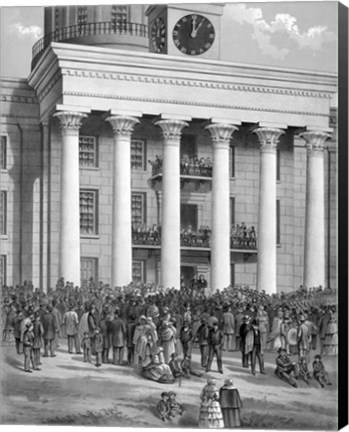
[0,4,337,294]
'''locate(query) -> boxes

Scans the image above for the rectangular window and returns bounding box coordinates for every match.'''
[111,5,128,23]
[80,190,98,235]
[81,257,98,283]
[276,148,281,181]
[79,136,98,168]
[1,136,7,170]
[0,255,6,286]
[0,191,7,235]
[229,146,235,178]
[230,197,235,226]
[132,260,145,284]
[78,6,88,24]
[131,139,146,171]
[132,192,146,226]
[276,199,281,245]
[230,263,235,287]
[181,204,198,231]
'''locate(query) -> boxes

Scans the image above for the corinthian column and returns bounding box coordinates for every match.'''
[299,130,330,289]
[106,115,140,288]
[205,122,239,291]
[53,110,88,285]
[254,127,284,294]
[154,119,188,289]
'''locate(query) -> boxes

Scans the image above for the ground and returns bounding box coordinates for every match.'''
[0,340,337,429]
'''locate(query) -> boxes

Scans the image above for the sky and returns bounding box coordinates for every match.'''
[0,1,340,79]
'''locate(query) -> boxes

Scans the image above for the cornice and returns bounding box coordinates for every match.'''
[63,90,329,118]
[61,68,333,99]
[37,71,62,103]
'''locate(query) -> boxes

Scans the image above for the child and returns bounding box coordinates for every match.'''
[312,355,332,388]
[94,327,103,367]
[156,392,170,422]
[297,357,311,384]
[167,391,183,418]
[169,352,183,379]
[81,331,91,363]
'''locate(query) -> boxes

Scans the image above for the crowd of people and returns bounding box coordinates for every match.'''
[132,223,257,249]
[149,155,213,178]
[1,279,337,390]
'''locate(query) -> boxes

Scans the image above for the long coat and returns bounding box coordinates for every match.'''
[32,320,44,349]
[222,312,235,335]
[41,312,57,340]
[297,322,311,351]
[110,317,126,348]
[63,310,79,336]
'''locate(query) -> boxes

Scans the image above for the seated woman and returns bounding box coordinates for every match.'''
[142,347,175,384]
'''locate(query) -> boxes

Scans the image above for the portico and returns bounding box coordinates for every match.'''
[26,42,336,293]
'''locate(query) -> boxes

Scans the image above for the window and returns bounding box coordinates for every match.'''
[54,8,60,28]
[0,255,6,286]
[229,146,235,178]
[80,190,98,235]
[180,134,196,159]
[230,197,235,226]
[0,191,7,235]
[1,136,7,170]
[276,149,281,181]
[276,199,281,245]
[230,263,235,287]
[79,136,98,168]
[133,260,145,284]
[81,257,98,283]
[78,6,88,24]
[111,5,128,23]
[131,139,146,171]
[181,204,198,231]
[132,193,146,226]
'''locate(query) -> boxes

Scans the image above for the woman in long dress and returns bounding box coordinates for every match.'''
[256,305,269,353]
[322,307,338,356]
[198,379,224,429]
[267,309,283,351]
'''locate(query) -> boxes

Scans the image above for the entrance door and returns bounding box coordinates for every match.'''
[181,265,196,288]
[181,204,198,231]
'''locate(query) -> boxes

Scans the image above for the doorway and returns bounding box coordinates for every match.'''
[181,265,196,288]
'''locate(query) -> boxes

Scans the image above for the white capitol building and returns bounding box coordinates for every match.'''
[0,4,337,294]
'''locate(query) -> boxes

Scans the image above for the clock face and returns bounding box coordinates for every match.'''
[172,14,215,56]
[151,17,166,53]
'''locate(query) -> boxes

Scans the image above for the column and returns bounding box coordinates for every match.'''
[254,127,284,294]
[53,111,87,285]
[299,130,330,289]
[106,115,140,288]
[205,123,239,291]
[154,119,188,289]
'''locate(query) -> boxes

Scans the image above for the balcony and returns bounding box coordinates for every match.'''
[132,224,258,252]
[149,156,212,192]
[31,21,149,69]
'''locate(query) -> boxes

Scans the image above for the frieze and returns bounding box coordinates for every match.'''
[60,69,333,99]
[63,90,329,118]
[1,95,37,104]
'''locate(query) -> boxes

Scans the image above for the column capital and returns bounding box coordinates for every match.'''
[299,130,331,153]
[106,115,140,137]
[53,111,88,136]
[154,119,188,141]
[205,123,239,148]
[253,127,285,153]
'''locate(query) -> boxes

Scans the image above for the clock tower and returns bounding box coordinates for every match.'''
[146,4,224,60]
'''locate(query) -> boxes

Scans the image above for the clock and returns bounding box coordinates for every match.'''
[151,17,166,53]
[172,14,215,56]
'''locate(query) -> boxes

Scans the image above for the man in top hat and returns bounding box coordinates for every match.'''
[206,318,224,374]
[239,316,250,368]
[244,319,266,376]
[222,305,235,352]
[219,378,243,428]
[41,304,58,357]
[297,314,311,362]
[197,317,210,368]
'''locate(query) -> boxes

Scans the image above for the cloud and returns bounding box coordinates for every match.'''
[9,23,42,40]
[227,4,336,61]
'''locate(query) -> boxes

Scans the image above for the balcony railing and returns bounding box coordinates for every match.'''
[32,21,149,68]
[149,157,213,178]
[132,224,258,250]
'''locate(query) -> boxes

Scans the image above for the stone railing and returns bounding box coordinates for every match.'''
[149,157,213,178]
[32,21,149,68]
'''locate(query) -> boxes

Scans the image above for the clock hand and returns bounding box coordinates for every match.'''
[191,18,204,38]
[190,16,198,38]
